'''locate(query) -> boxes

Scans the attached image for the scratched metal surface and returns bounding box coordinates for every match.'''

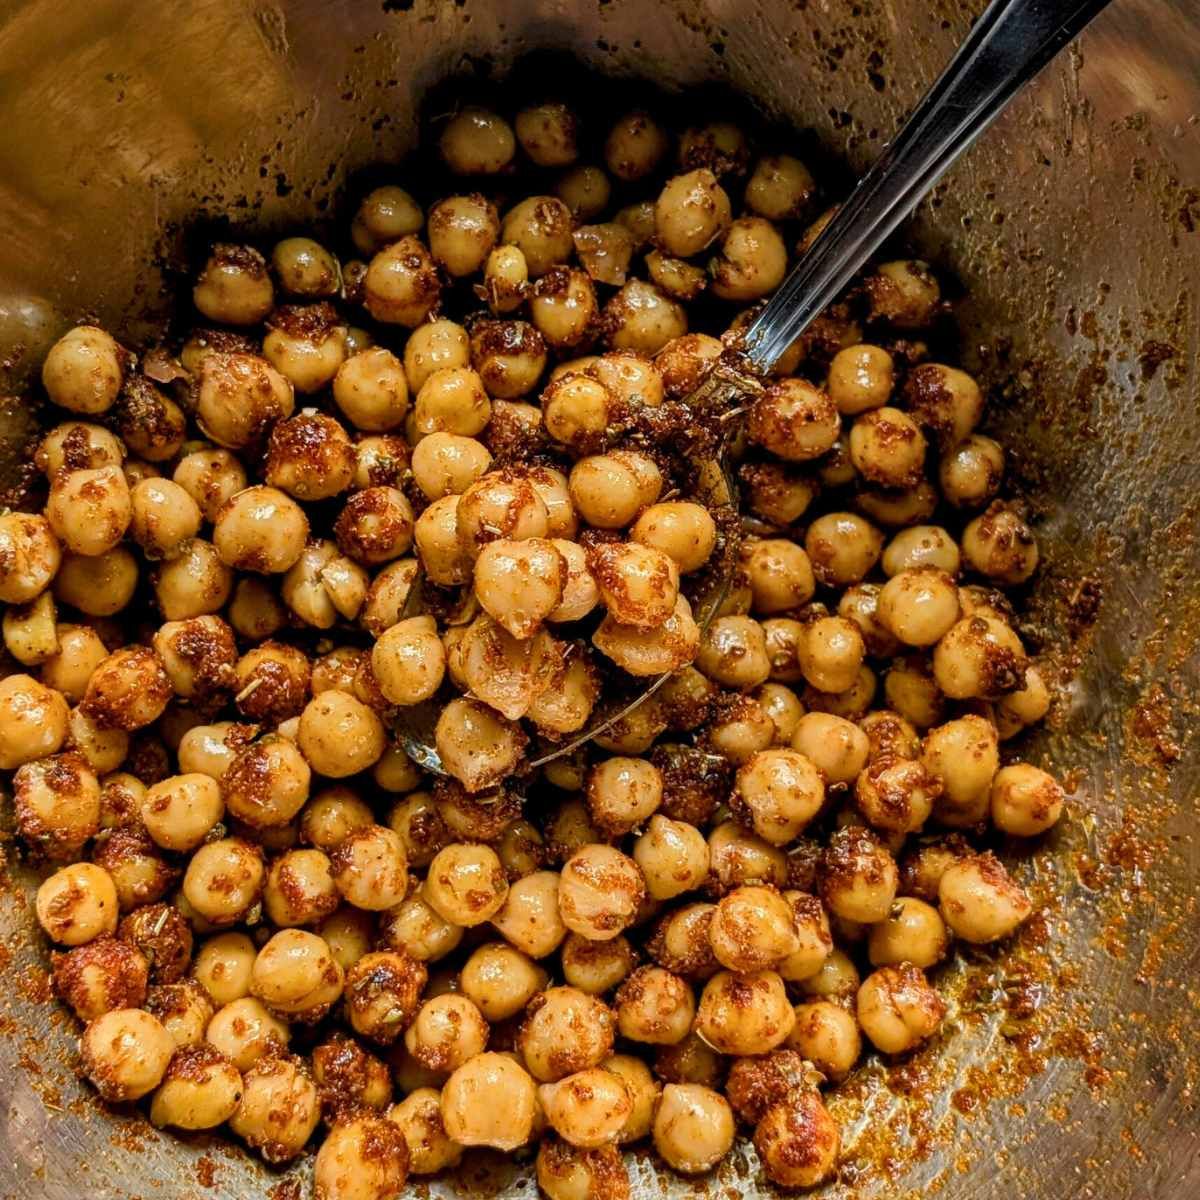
[0,1,1197,1198]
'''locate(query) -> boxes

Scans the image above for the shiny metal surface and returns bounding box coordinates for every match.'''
[0,2,1198,1198]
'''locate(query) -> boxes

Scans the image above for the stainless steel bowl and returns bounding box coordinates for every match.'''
[1,1,1197,1197]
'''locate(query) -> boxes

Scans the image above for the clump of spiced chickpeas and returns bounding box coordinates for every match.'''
[2,90,1069,1200]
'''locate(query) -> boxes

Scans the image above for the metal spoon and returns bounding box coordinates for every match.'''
[394,0,1111,776]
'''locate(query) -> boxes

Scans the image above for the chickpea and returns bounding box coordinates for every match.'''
[144,977,215,1048]
[481,244,530,313]
[363,235,441,327]
[555,932,632,997]
[153,535,234,619]
[990,762,1065,837]
[424,193,499,278]
[440,1052,538,1150]
[413,842,505,929]
[819,826,898,923]
[732,748,826,846]
[64,704,126,774]
[351,186,423,255]
[125,478,200,562]
[90,823,173,911]
[97,771,146,830]
[293,690,384,779]
[754,1091,840,1189]
[53,546,136,619]
[470,539,565,642]
[0,673,68,768]
[171,448,245,523]
[754,682,805,745]
[459,942,547,1022]
[643,248,706,302]
[191,930,257,1005]
[784,1000,859,1084]
[138,772,224,852]
[854,755,941,835]
[554,843,645,943]
[387,1087,462,1175]
[796,616,863,695]
[182,838,264,926]
[51,933,148,1019]
[491,870,567,959]
[440,107,515,174]
[260,847,338,927]
[569,452,661,531]
[601,280,688,356]
[542,373,617,450]
[204,996,289,1071]
[534,1067,630,1151]
[651,1083,735,1174]
[694,969,795,1056]
[35,420,123,477]
[81,1008,174,1102]
[896,365,982,456]
[881,526,959,578]
[867,896,948,969]
[864,259,940,327]
[921,714,999,827]
[631,814,708,902]
[146,1044,242,1132]
[848,406,928,490]
[385,790,447,869]
[211,485,308,574]
[708,216,787,301]
[511,101,577,167]
[748,377,840,463]
[653,169,731,257]
[797,947,860,1001]
[45,465,130,558]
[272,235,340,296]
[222,735,311,830]
[230,1054,321,1163]
[40,625,107,702]
[883,655,944,729]
[555,164,611,221]
[401,993,488,1074]
[804,512,883,588]
[312,1113,411,1200]
[495,818,546,880]
[939,433,1004,508]
[940,851,1035,943]
[192,243,273,324]
[856,963,945,1055]
[695,615,769,691]
[932,614,1027,700]
[787,712,868,787]
[36,862,119,946]
[501,195,575,276]
[706,819,789,894]
[457,469,550,555]
[42,325,127,414]
[325,824,408,913]
[530,266,599,350]
[962,501,1039,585]
[14,751,98,862]
[738,539,814,616]
[435,697,527,793]
[250,927,344,1023]
[519,985,615,1082]
[467,318,546,400]
[705,884,800,975]
[334,486,415,567]
[378,890,462,963]
[877,567,961,648]
[195,352,294,449]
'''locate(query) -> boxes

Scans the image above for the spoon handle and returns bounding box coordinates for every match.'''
[742,0,1111,370]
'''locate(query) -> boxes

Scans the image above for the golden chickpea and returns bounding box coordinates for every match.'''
[261,303,348,394]
[251,927,344,1022]
[884,655,944,728]
[460,942,547,1022]
[556,844,645,944]
[900,363,982,451]
[313,1113,410,1200]
[440,107,515,174]
[803,513,881,589]
[90,825,173,911]
[856,963,945,1054]
[0,673,68,768]
[435,697,527,793]
[705,884,799,976]
[786,711,867,786]
[877,567,961,648]
[865,259,940,327]
[556,933,632,997]
[36,420,123,477]
[296,690,384,778]
[501,194,575,277]
[107,376,184,462]
[183,838,264,926]
[632,814,709,902]
[45,465,130,557]
[441,1052,538,1150]
[171,448,245,523]
[709,216,787,301]
[379,890,462,963]
[651,1083,734,1174]
[646,902,719,982]
[223,735,311,829]
[425,193,498,278]
[351,186,423,255]
[51,930,149,1021]
[260,847,338,928]
[261,412,355,501]
[705,820,788,895]
[205,996,289,1071]
[511,101,577,167]
[990,762,1065,836]
[580,756,659,838]
[407,433,489,503]
[694,969,795,1056]
[519,985,615,1082]
[819,826,898,923]
[272,236,340,297]
[42,325,126,414]
[739,150,813,219]
[531,266,599,350]
[882,525,961,576]
[148,1044,243,1132]
[335,486,414,566]
[920,714,998,827]
[39,625,107,702]
[867,896,948,969]
[569,452,661,531]
[52,546,137,617]
[472,537,566,640]
[542,373,617,450]
[326,824,408,913]
[387,1087,463,1175]
[748,377,840,463]
[402,992,488,1075]
[795,947,859,1002]
[64,704,127,774]
[825,344,895,418]
[457,469,550,555]
[81,1008,174,1102]
[754,682,805,745]
[363,235,441,327]
[80,645,171,732]
[139,772,224,852]
[938,852,1033,943]
[481,244,529,313]
[496,818,546,880]
[755,1090,840,1189]
[193,243,273,324]
[210,485,307,574]
[653,169,731,257]
[468,318,547,400]
[0,513,61,604]
[796,616,863,695]
[939,433,1004,508]
[366,616,442,705]
[195,352,294,449]
[855,754,941,835]
[962,501,1039,585]
[386,790,447,869]
[491,870,567,959]
[230,1053,321,1163]
[932,614,1027,700]
[601,280,688,356]
[849,406,928,489]
[785,1000,859,1082]
[599,108,666,180]
[36,862,118,946]
[126,478,200,561]
[695,614,769,690]
[142,977,213,1048]
[191,930,257,1005]
[535,1067,630,1151]
[859,709,920,762]
[731,747,823,845]
[329,352,409,438]
[419,842,506,928]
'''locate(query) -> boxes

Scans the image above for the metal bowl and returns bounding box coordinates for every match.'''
[0,1,1197,1197]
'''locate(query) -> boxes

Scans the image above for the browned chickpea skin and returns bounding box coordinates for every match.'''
[110,375,186,462]
[697,615,771,690]
[80,646,171,732]
[229,1053,321,1163]
[849,406,928,489]
[962,500,1039,585]
[92,825,176,911]
[601,279,688,357]
[864,259,941,328]
[531,266,599,351]
[695,969,795,1056]
[725,1047,815,1125]
[938,851,1033,943]
[46,464,131,557]
[223,735,311,829]
[819,825,898,924]
[755,1090,840,1189]
[351,186,423,256]
[311,1032,393,1122]
[80,1008,175,1104]
[932,614,1027,701]
[52,934,149,1020]
[334,486,414,566]
[172,446,248,522]
[151,615,236,702]
[939,434,1004,508]
[264,411,355,501]
[36,862,120,947]
[519,985,616,1082]
[330,824,410,912]
[855,754,942,834]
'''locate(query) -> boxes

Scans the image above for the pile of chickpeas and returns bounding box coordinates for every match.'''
[0,92,1069,1200]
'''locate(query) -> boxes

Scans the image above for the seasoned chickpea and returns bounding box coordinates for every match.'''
[378,890,462,963]
[36,862,119,946]
[387,790,448,868]
[732,748,825,846]
[990,762,1065,836]
[79,645,170,732]
[409,432,490,502]
[331,348,410,434]
[849,406,928,489]
[127,478,201,561]
[755,1091,840,1189]
[748,377,840,463]
[754,682,805,745]
[469,318,547,399]
[0,591,56,666]
[52,933,148,1020]
[654,169,731,257]
[91,825,174,911]
[36,420,123,477]
[789,712,869,786]
[867,896,948,968]
[262,411,355,501]
[145,977,215,1048]
[261,848,338,928]
[900,363,982,451]
[312,1113,410,1200]
[632,814,709,902]
[149,1044,243,1131]
[387,1087,463,1175]
[183,838,264,926]
[435,697,527,793]
[192,931,257,1005]
[556,164,611,221]
[502,195,575,276]
[53,546,138,617]
[457,469,550,554]
[939,851,1034,943]
[786,1000,859,1081]
[856,963,945,1054]
[706,885,800,975]
[512,101,577,167]
[426,193,499,277]
[543,373,616,449]
[556,933,632,996]
[473,537,566,640]
[65,704,127,774]
[97,771,146,830]
[351,186,423,255]
[709,216,788,301]
[855,755,941,834]
[363,235,441,327]
[797,616,864,695]
[461,942,547,1021]
[799,947,861,1000]
[696,615,770,691]
[652,1083,735,1174]
[42,325,126,414]
[367,616,443,705]
[440,107,515,174]
[600,109,666,180]
[804,512,883,588]
[569,451,661,531]
[878,567,961,647]
[328,823,409,912]
[581,756,659,837]
[251,927,344,1022]
[939,434,1004,508]
[173,447,248,521]
[230,1054,321,1163]
[211,485,308,574]
[882,525,961,577]
[556,844,645,943]
[962,501,1039,584]
[46,465,130,557]
[606,964,692,1045]
[706,819,788,894]
[519,986,615,1082]
[865,259,940,328]
[193,243,273,324]
[441,1052,538,1150]
[601,280,688,356]
[825,343,893,415]
[272,236,340,296]
[404,993,489,1073]
[140,773,224,852]
[884,656,944,728]
[491,870,567,959]
[481,244,529,313]
[695,970,794,1056]
[922,714,999,827]
[819,826,898,923]
[335,486,415,566]
[296,690,385,778]
[531,266,598,350]
[0,673,68,768]
[0,514,61,607]
[536,1067,631,1150]
[261,304,348,394]
[932,615,1027,700]
[205,996,289,1071]
[81,1008,174,1102]
[39,625,107,702]
[195,352,294,449]
[224,736,311,828]
[419,842,506,928]
[739,539,815,615]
